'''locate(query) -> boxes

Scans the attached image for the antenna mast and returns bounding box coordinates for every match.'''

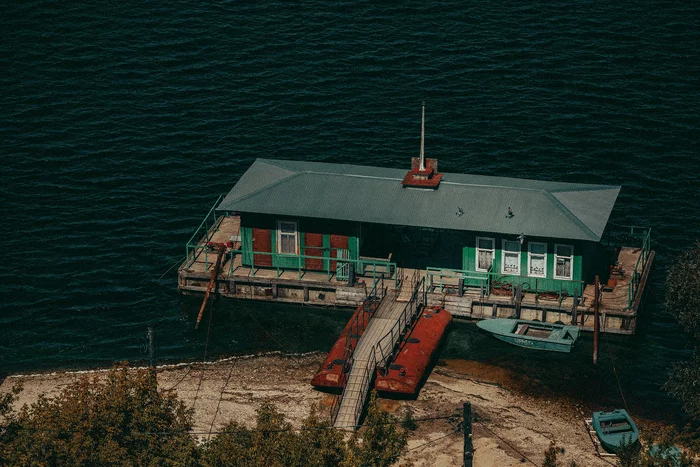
[419,102,425,171]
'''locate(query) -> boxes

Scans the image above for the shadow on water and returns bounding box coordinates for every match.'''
[174,295,353,364]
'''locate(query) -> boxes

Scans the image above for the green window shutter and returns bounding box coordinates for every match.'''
[241,227,253,265]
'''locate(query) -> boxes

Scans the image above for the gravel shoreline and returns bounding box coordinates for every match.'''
[1,353,622,466]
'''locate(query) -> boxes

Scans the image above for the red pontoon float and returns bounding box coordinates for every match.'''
[375,306,451,396]
[311,299,378,390]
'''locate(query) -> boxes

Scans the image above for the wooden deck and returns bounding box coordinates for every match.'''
[178,216,654,335]
[179,215,373,306]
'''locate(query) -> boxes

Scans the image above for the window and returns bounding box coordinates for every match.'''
[277,221,298,255]
[502,239,521,275]
[554,244,574,280]
[528,242,547,277]
[475,237,495,272]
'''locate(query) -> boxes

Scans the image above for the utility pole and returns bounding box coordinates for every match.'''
[463,402,473,467]
[593,276,600,365]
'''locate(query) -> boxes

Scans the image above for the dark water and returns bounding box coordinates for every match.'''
[1,1,699,422]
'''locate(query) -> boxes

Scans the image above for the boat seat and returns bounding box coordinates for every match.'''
[517,324,529,335]
[605,424,632,434]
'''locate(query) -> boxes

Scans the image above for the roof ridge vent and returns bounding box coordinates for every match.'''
[402,102,442,189]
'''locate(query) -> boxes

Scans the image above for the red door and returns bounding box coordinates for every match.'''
[330,234,349,271]
[252,228,273,267]
[305,233,324,271]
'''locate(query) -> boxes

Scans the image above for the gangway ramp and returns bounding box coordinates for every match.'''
[333,279,425,430]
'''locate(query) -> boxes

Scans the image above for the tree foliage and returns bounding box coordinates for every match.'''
[202,391,407,467]
[201,403,347,467]
[1,370,408,467]
[666,241,700,340]
[665,242,700,425]
[0,365,198,467]
[344,392,408,467]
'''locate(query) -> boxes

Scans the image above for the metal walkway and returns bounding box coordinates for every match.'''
[333,278,425,430]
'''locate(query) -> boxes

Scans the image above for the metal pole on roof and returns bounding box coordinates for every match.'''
[419,102,426,171]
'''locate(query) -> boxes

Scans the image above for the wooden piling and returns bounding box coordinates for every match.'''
[147,326,155,369]
[514,284,522,319]
[593,275,600,365]
[571,290,579,325]
[463,402,473,467]
[195,244,226,330]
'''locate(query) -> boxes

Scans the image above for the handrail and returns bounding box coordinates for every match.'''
[375,277,425,369]
[226,248,396,284]
[330,277,385,426]
[425,266,585,298]
[184,195,224,268]
[626,229,652,308]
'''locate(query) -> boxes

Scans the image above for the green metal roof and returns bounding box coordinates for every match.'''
[217,159,620,242]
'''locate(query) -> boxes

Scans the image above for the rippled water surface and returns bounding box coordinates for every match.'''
[1,1,699,421]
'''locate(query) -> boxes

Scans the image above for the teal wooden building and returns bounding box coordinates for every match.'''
[180,156,653,334]
[217,158,618,293]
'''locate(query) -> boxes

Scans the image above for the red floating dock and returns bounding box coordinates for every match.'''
[375,306,452,396]
[311,299,378,390]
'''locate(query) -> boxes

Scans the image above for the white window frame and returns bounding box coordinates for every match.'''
[501,239,521,275]
[527,242,547,278]
[276,220,299,255]
[554,244,574,280]
[475,237,495,272]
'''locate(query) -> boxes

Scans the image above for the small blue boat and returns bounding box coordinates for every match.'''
[592,409,639,454]
[476,318,579,353]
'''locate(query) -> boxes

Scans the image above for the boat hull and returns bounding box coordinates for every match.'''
[491,333,573,352]
[311,301,376,389]
[592,409,639,454]
[477,318,579,353]
[375,306,452,397]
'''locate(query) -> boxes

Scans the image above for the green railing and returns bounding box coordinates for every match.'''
[626,228,652,308]
[425,266,585,299]
[426,267,492,297]
[185,195,224,269]
[227,248,398,288]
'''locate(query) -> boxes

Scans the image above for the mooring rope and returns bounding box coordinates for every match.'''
[207,357,238,441]
[605,338,630,414]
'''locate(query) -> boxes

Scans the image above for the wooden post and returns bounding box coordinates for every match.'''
[303,286,309,302]
[458,278,464,297]
[463,402,473,467]
[195,244,226,329]
[514,284,522,319]
[593,275,600,365]
[148,326,155,369]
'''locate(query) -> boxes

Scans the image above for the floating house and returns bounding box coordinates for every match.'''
[179,112,653,335]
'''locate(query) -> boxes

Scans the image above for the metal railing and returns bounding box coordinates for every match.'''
[425,266,585,299]
[375,277,425,370]
[338,349,377,429]
[330,278,385,426]
[184,195,224,269]
[227,248,397,284]
[626,228,652,308]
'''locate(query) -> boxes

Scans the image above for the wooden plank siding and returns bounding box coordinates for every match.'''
[239,213,361,270]
[461,233,586,295]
